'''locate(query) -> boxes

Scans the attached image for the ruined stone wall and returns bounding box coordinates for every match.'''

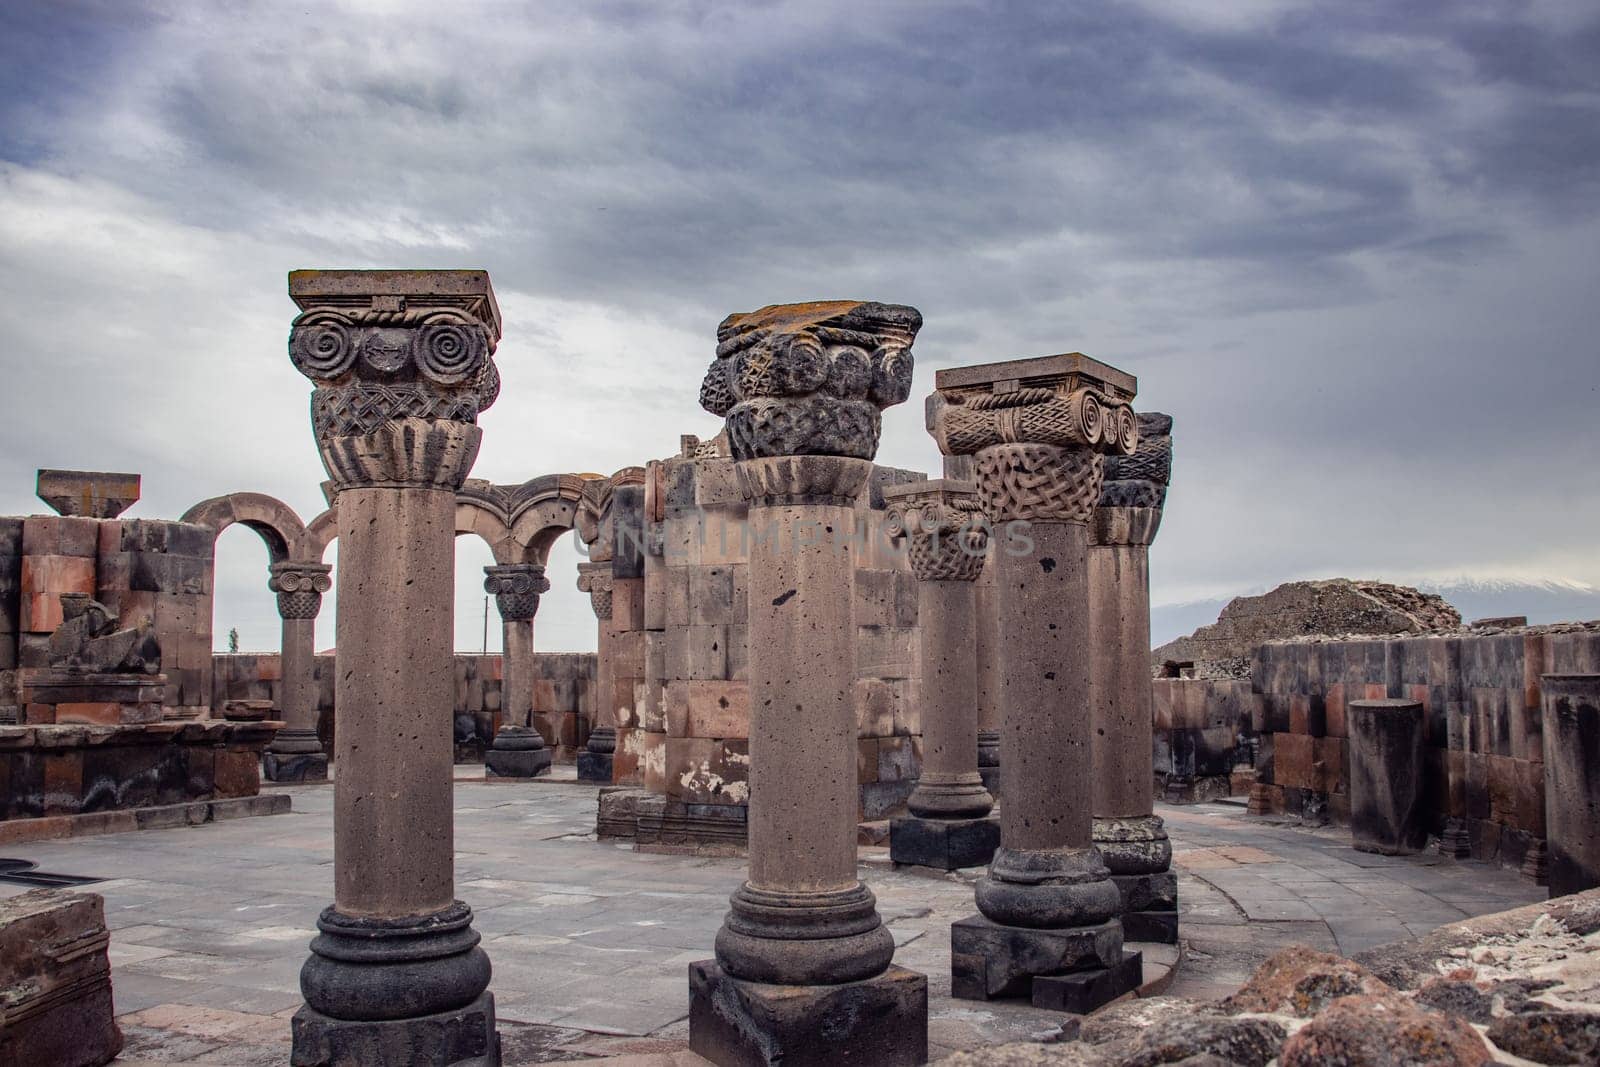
[1250,626,1600,875]
[1152,677,1258,803]
[0,515,214,721]
[211,651,597,762]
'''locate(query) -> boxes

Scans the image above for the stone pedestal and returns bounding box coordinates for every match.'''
[0,889,121,1067]
[17,669,165,725]
[286,269,500,1065]
[1088,414,1177,943]
[883,479,995,871]
[1347,698,1427,855]
[576,561,616,783]
[690,301,927,1065]
[265,561,331,783]
[931,353,1141,1012]
[1541,674,1600,897]
[484,564,552,779]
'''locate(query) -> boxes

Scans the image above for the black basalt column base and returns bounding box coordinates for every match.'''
[890,815,1001,870]
[1112,872,1179,944]
[264,751,329,783]
[1030,951,1143,1014]
[484,726,552,779]
[950,915,1123,1002]
[291,990,499,1067]
[577,727,616,783]
[688,960,927,1067]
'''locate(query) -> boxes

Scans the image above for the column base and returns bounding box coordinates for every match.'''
[1112,871,1179,944]
[484,726,552,779]
[688,960,927,1067]
[1029,950,1143,1013]
[978,766,1000,799]
[889,814,1000,870]
[1439,817,1472,858]
[950,915,1123,1001]
[263,751,329,783]
[291,990,499,1067]
[576,751,614,782]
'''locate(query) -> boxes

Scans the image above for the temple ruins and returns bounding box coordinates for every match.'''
[1,268,1598,1066]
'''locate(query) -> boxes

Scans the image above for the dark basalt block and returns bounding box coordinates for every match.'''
[1112,871,1177,914]
[291,990,499,1067]
[576,751,614,783]
[1030,950,1144,1014]
[890,814,1000,870]
[263,752,329,783]
[688,959,927,1067]
[484,748,551,779]
[1120,909,1180,945]
[950,914,1122,1001]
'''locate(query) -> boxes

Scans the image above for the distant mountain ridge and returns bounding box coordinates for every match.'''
[1150,576,1600,649]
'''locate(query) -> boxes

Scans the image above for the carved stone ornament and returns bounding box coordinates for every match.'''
[699,301,922,461]
[929,353,1140,525]
[484,563,550,622]
[882,480,989,582]
[288,270,502,490]
[1099,411,1173,510]
[47,593,161,674]
[269,561,333,620]
[576,561,614,621]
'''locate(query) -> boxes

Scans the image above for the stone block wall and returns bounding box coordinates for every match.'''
[1249,627,1600,874]
[212,651,596,762]
[1152,677,1258,802]
[1,514,214,720]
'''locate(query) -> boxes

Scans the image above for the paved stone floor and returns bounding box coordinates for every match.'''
[0,780,1542,1064]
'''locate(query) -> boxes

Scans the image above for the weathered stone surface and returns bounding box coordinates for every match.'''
[1347,699,1429,855]
[1486,1009,1600,1064]
[1222,945,1392,1017]
[1029,950,1142,1013]
[1278,993,1490,1067]
[46,593,160,674]
[0,889,122,1067]
[291,989,499,1067]
[951,915,1122,1000]
[1542,674,1600,897]
[890,814,1000,870]
[36,469,141,520]
[688,960,926,1067]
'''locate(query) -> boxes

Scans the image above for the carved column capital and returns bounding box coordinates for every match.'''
[1093,411,1173,546]
[883,480,988,582]
[483,563,549,622]
[699,301,922,463]
[288,270,502,490]
[929,354,1139,525]
[269,561,332,620]
[576,561,614,620]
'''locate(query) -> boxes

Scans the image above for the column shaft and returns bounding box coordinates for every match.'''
[914,579,980,802]
[996,521,1093,852]
[746,502,860,892]
[333,486,456,918]
[502,618,534,728]
[1089,541,1152,819]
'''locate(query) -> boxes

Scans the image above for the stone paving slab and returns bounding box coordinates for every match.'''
[0,786,1545,1063]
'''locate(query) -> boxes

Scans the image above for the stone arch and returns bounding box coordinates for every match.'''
[509,473,594,564]
[181,492,309,563]
[304,507,338,563]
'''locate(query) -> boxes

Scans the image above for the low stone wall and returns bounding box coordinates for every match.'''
[1152,677,1257,802]
[1250,627,1600,876]
[211,652,597,762]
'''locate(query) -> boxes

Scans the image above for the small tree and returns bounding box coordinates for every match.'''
[227,627,240,653]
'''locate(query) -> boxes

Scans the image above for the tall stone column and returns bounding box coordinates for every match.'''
[931,354,1144,1013]
[1090,412,1177,943]
[484,563,552,779]
[286,269,501,1066]
[884,480,999,871]
[576,560,616,783]
[688,302,928,1066]
[263,561,332,783]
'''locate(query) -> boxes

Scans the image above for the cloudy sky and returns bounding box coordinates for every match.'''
[2,0,1597,653]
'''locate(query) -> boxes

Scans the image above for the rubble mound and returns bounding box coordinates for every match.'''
[1153,579,1462,669]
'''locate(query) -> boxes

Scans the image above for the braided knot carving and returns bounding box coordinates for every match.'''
[972,444,1104,524]
[883,480,989,582]
[269,562,332,620]
[576,562,614,621]
[484,564,550,622]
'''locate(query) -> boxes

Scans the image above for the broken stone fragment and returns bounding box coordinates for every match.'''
[1221,944,1393,1017]
[1277,992,1490,1067]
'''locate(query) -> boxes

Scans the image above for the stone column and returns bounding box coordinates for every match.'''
[1090,412,1177,943]
[263,561,332,783]
[576,560,616,783]
[1346,699,1427,855]
[884,480,999,871]
[484,563,553,779]
[286,269,501,1065]
[931,354,1144,1013]
[688,302,928,1066]
[1542,674,1600,897]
